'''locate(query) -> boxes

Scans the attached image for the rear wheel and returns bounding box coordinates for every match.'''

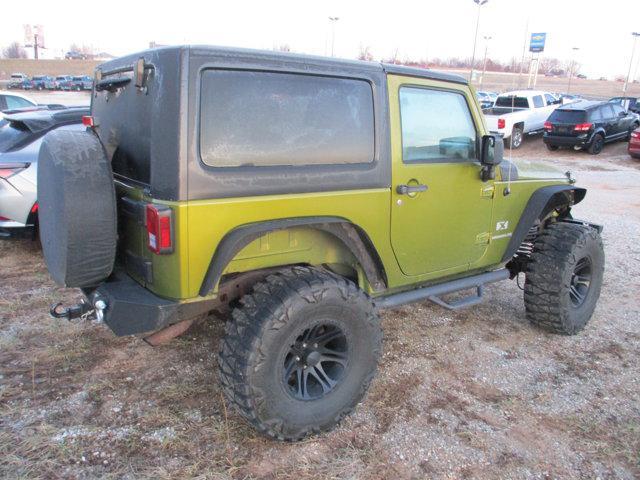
[546,144,559,151]
[510,126,524,149]
[588,133,604,155]
[524,222,604,335]
[218,266,382,441]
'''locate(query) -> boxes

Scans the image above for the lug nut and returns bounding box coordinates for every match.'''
[295,356,301,361]
[302,342,307,348]
[313,343,318,348]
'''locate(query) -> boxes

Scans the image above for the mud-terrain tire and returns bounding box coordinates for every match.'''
[218,266,382,441]
[524,222,604,335]
[38,129,117,287]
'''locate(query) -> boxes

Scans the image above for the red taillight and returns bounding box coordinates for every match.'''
[0,167,23,179]
[574,123,593,132]
[497,118,506,129]
[31,202,39,213]
[82,115,95,127]
[544,121,553,132]
[631,130,640,139]
[146,204,173,254]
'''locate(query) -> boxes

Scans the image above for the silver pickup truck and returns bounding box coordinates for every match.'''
[483,90,561,148]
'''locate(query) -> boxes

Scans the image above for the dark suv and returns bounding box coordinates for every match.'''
[543,101,640,154]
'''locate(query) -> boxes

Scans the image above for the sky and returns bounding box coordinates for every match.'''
[2,0,640,79]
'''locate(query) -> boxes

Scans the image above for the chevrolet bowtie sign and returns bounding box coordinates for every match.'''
[530,33,547,53]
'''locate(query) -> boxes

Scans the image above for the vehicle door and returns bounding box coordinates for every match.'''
[530,94,549,130]
[599,104,617,140]
[388,75,494,276]
[610,103,631,137]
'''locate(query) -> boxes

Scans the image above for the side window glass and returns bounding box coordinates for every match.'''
[545,94,556,105]
[532,95,544,108]
[589,109,602,122]
[5,96,32,109]
[400,87,477,163]
[601,104,615,119]
[611,104,624,116]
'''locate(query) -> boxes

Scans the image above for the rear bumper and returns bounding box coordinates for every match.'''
[83,272,216,336]
[629,139,640,157]
[543,133,590,147]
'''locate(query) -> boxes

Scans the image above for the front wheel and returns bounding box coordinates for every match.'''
[218,266,382,440]
[510,126,524,149]
[524,222,604,335]
[546,144,559,151]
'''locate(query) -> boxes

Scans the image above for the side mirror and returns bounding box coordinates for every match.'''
[480,134,503,181]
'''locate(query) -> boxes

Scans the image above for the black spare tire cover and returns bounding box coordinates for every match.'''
[38,129,117,287]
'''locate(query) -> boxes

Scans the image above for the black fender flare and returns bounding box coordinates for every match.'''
[198,216,387,296]
[501,185,586,263]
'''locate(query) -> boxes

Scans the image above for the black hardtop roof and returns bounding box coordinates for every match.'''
[4,106,89,133]
[100,44,469,85]
[557,100,605,111]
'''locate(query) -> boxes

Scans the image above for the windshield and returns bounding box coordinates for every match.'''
[72,77,82,81]
[11,75,23,79]
[0,121,33,153]
[56,76,67,81]
[495,96,529,108]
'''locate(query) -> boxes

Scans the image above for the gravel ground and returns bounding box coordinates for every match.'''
[0,139,639,479]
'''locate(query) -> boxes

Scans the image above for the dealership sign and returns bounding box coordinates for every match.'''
[529,33,546,53]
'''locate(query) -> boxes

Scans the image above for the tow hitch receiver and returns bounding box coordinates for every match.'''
[49,298,107,321]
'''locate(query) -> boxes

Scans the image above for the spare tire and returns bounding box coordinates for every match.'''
[38,129,117,288]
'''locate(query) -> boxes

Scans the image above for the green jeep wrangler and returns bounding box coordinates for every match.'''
[38,46,604,441]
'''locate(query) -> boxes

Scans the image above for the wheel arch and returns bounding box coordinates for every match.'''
[501,185,587,263]
[198,217,388,296]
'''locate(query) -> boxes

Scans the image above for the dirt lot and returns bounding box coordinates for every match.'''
[1,138,639,479]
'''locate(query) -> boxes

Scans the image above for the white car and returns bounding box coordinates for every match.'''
[0,107,87,236]
[0,91,37,112]
[483,90,562,148]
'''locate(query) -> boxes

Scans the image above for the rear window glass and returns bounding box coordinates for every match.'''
[0,121,33,153]
[532,95,544,108]
[548,109,586,123]
[495,96,529,108]
[199,70,375,167]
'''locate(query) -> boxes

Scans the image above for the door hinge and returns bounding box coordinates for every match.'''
[480,185,495,199]
[475,232,491,245]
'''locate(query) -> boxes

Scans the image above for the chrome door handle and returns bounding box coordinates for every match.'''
[396,184,428,195]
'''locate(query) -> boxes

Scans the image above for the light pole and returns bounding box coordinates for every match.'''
[623,32,640,96]
[469,0,488,82]
[479,35,492,88]
[567,47,579,94]
[328,17,339,57]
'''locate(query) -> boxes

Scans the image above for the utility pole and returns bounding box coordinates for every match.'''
[567,47,579,94]
[518,17,530,88]
[480,36,492,88]
[469,0,488,82]
[623,32,640,96]
[328,17,339,57]
[33,33,39,60]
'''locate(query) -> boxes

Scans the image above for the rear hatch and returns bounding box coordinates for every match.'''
[90,47,186,295]
[546,109,587,137]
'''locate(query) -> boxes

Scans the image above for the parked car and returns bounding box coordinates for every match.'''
[0,106,88,236]
[576,74,587,79]
[37,46,604,441]
[0,92,37,112]
[629,127,640,159]
[476,91,494,109]
[560,93,582,104]
[28,75,55,91]
[543,100,640,154]
[65,51,89,60]
[608,96,640,114]
[7,74,30,90]
[68,75,93,91]
[483,90,561,148]
[53,75,73,90]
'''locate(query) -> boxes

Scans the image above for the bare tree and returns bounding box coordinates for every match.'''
[357,45,374,62]
[2,42,27,59]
